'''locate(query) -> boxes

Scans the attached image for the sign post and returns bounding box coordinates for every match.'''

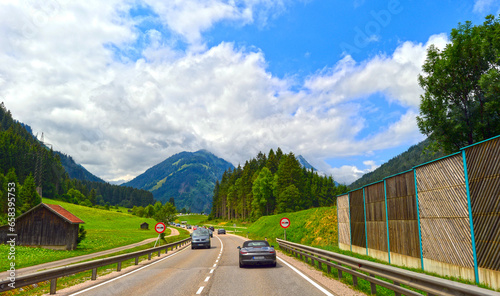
[154,222,166,247]
[280,217,290,241]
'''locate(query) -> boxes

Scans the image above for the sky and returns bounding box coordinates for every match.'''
[1,0,499,184]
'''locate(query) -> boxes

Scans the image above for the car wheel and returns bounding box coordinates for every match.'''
[208,244,211,249]
[271,262,276,267]
[239,261,244,268]
[191,245,195,249]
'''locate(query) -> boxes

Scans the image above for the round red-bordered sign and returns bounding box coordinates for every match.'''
[280,217,290,229]
[155,222,166,233]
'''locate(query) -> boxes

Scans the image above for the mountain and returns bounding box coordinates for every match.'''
[348,138,445,189]
[55,152,105,183]
[297,155,316,171]
[122,150,234,213]
[0,103,155,208]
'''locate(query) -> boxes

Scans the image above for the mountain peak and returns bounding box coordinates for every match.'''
[297,155,316,171]
[122,151,234,213]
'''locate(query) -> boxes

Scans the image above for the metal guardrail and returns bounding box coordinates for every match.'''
[277,239,500,296]
[0,237,191,294]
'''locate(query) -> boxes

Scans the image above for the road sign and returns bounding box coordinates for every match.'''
[280,217,290,229]
[155,222,166,234]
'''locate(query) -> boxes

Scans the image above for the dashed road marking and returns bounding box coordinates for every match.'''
[196,286,204,294]
[205,276,210,282]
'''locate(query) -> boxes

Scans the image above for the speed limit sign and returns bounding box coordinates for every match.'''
[155,222,166,234]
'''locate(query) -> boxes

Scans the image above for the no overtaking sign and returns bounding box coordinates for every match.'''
[155,222,166,233]
[280,217,290,229]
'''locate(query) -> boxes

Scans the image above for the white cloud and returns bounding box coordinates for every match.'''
[0,1,448,184]
[329,161,379,185]
[473,0,500,13]
[305,33,449,108]
[143,0,288,49]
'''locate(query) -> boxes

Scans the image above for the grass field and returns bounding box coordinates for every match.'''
[175,214,208,226]
[0,199,168,271]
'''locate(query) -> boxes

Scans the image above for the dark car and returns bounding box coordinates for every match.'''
[191,228,211,249]
[217,228,226,234]
[209,226,215,232]
[186,225,192,229]
[238,240,276,268]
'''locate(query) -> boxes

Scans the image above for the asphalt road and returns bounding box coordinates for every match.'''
[68,234,332,296]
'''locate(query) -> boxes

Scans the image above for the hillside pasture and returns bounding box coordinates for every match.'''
[0,199,164,270]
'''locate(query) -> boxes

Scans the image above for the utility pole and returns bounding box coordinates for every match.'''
[34,133,44,197]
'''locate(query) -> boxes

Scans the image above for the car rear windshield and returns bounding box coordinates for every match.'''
[243,241,269,247]
[193,229,209,236]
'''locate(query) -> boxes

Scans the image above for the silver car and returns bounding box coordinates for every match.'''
[191,228,211,249]
[238,240,276,267]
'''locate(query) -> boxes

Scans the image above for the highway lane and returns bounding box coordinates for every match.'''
[67,233,333,296]
[69,238,222,296]
[202,234,331,296]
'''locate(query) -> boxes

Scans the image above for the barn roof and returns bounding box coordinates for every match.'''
[13,203,85,224]
[44,204,85,224]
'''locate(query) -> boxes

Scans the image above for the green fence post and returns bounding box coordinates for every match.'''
[414,168,424,271]
[363,187,368,256]
[462,149,479,284]
[384,179,391,264]
[348,192,352,253]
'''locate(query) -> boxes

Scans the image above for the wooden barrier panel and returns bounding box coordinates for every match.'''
[350,189,366,252]
[337,194,351,251]
[465,136,500,290]
[385,171,420,268]
[416,153,475,281]
[365,181,388,260]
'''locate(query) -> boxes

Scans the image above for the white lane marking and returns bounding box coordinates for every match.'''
[210,269,214,274]
[204,276,210,282]
[213,264,217,267]
[69,245,190,295]
[216,259,219,263]
[277,256,334,296]
[196,286,204,294]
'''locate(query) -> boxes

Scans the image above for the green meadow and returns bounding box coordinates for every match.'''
[0,199,171,270]
[175,214,208,226]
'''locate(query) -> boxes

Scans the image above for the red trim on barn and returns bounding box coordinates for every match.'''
[44,204,85,224]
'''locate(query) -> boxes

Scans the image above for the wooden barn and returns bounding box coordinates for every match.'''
[140,222,149,230]
[0,203,85,250]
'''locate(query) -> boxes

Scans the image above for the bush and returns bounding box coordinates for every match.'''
[77,225,87,245]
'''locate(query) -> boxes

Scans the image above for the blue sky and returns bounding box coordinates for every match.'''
[1,0,499,184]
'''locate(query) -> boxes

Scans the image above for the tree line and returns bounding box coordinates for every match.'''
[209,148,348,221]
[0,103,155,224]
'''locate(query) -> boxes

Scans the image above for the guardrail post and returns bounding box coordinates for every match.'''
[158,250,161,257]
[369,274,376,294]
[91,268,97,280]
[337,263,343,279]
[393,282,401,296]
[148,253,152,260]
[117,262,122,272]
[327,263,331,274]
[318,257,322,270]
[352,267,358,287]
[135,257,139,265]
[50,278,57,295]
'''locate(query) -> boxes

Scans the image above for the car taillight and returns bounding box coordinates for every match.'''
[240,251,247,254]
[269,250,275,253]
